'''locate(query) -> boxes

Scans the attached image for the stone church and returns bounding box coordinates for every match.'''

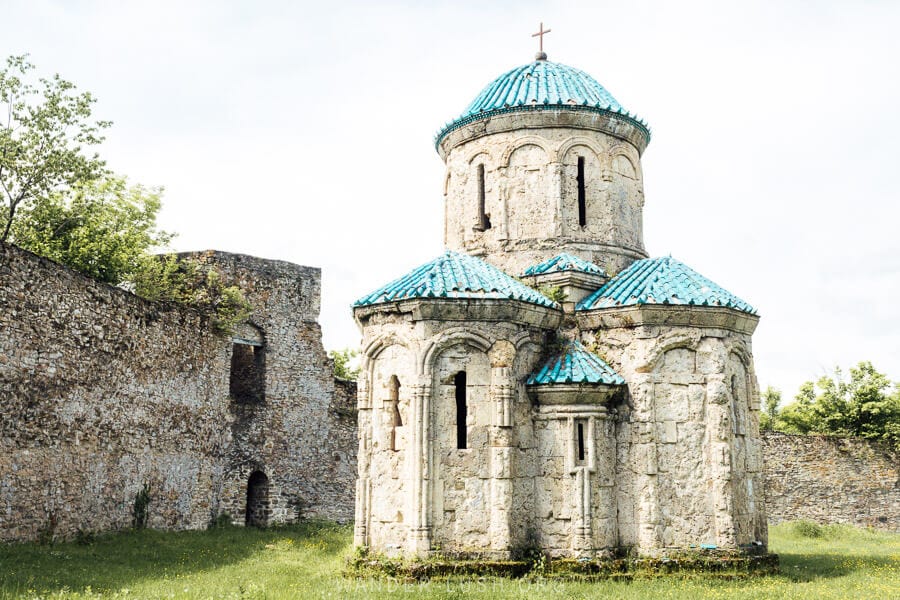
[352,49,767,558]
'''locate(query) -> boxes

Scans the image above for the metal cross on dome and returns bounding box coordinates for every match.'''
[532,22,551,60]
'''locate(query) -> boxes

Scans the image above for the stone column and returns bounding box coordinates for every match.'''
[550,163,564,237]
[706,374,736,548]
[408,381,432,554]
[489,365,515,554]
[354,372,372,547]
[630,374,661,553]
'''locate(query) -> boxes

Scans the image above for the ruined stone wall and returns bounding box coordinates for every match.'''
[0,243,229,541]
[762,432,899,531]
[0,243,355,542]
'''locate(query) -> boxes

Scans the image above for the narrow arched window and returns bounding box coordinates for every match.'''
[476,164,491,231]
[389,375,402,451]
[454,371,467,449]
[577,422,585,462]
[577,156,587,227]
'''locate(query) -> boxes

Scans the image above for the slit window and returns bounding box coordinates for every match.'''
[577,421,586,463]
[230,342,264,403]
[455,371,467,449]
[476,164,491,231]
[577,156,587,227]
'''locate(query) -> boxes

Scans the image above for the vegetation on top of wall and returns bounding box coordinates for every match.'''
[0,53,251,336]
[329,348,360,381]
[761,361,900,450]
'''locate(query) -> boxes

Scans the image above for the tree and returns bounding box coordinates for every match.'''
[0,55,110,241]
[10,176,172,285]
[759,386,782,431]
[329,348,360,381]
[773,362,900,449]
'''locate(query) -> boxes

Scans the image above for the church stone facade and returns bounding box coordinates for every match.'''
[353,57,767,558]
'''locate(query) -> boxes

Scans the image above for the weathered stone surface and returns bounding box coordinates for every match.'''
[0,243,355,542]
[762,432,899,531]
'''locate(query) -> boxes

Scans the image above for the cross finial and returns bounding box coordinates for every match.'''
[532,22,551,60]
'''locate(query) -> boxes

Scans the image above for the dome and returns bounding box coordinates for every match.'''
[435,60,650,146]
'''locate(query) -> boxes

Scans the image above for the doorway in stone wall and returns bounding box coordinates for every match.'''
[245,471,270,527]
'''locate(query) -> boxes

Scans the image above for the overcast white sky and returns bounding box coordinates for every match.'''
[4,1,899,400]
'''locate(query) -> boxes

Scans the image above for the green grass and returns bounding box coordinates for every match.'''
[0,520,897,599]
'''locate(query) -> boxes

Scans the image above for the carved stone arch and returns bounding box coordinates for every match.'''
[557,136,605,165]
[636,330,703,373]
[363,333,412,362]
[725,339,758,407]
[466,148,495,168]
[421,328,492,375]
[500,136,553,167]
[608,145,640,179]
[511,330,537,352]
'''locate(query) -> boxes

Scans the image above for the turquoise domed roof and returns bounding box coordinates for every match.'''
[354,250,558,309]
[436,60,650,146]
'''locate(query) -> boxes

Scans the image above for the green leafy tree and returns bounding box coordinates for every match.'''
[775,362,900,449]
[759,386,782,431]
[0,55,110,241]
[10,176,172,284]
[132,256,252,335]
[329,348,360,381]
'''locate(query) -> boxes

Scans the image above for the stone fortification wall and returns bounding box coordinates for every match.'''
[0,243,227,541]
[0,243,355,542]
[762,432,899,531]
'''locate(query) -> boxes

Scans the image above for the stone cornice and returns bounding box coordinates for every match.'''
[576,304,760,335]
[353,297,562,330]
[437,107,650,161]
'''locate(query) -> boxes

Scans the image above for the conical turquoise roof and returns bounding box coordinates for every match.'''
[354,250,558,309]
[576,257,756,314]
[527,340,624,386]
[436,60,650,146]
[522,253,606,277]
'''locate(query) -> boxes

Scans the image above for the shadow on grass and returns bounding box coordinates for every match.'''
[775,551,897,583]
[0,520,350,597]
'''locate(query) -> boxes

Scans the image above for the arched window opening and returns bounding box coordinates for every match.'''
[577,421,586,463]
[389,375,402,451]
[245,470,269,528]
[455,371,467,449]
[230,341,264,403]
[577,156,587,227]
[476,164,491,231]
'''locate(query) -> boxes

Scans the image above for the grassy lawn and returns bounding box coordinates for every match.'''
[0,521,897,599]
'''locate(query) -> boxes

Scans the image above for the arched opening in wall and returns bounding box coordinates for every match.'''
[230,336,265,403]
[577,156,587,227]
[389,374,402,451]
[245,471,270,527]
[475,163,491,231]
[577,421,586,463]
[455,371,467,449]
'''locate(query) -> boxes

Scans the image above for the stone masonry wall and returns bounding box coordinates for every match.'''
[762,431,899,531]
[0,243,355,542]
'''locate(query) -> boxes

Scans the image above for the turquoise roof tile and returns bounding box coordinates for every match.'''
[354,250,558,309]
[527,340,625,386]
[522,253,606,277]
[436,61,650,147]
[576,257,756,314]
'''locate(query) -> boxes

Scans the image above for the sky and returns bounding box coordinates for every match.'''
[3,1,899,400]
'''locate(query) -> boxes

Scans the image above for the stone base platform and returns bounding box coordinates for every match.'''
[347,550,779,581]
